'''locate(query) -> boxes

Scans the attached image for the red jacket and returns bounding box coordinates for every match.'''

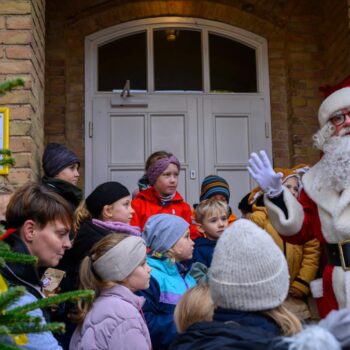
[130,187,199,239]
[280,189,336,318]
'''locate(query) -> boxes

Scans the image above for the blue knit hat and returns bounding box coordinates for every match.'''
[200,175,230,202]
[42,143,80,177]
[142,214,189,254]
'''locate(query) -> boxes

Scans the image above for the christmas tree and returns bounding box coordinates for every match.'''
[0,78,94,349]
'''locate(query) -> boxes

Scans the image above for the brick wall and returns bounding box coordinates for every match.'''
[0,0,45,186]
[44,0,350,185]
[321,0,350,85]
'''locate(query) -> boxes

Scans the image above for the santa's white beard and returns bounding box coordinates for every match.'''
[316,132,350,192]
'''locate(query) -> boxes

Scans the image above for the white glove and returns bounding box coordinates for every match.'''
[247,150,283,197]
[319,308,350,348]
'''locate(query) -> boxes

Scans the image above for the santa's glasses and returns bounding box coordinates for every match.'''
[330,108,350,126]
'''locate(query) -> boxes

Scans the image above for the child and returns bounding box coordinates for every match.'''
[70,234,152,350]
[1,182,73,350]
[170,220,339,350]
[247,168,320,321]
[174,284,214,334]
[58,181,139,292]
[139,214,196,349]
[42,143,82,211]
[130,150,197,238]
[192,199,229,267]
[198,175,237,225]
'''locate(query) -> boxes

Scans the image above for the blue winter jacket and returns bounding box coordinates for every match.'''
[192,237,217,267]
[138,256,197,349]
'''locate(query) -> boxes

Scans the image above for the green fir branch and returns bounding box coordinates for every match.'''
[0,252,36,265]
[8,290,95,315]
[4,322,65,335]
[0,79,25,97]
[0,287,25,312]
[0,341,21,350]
[0,150,15,168]
[0,313,41,325]
[0,243,11,251]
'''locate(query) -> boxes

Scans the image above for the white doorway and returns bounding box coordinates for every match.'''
[85,17,272,214]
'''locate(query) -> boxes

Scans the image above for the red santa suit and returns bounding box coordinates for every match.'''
[265,163,350,318]
[264,86,350,318]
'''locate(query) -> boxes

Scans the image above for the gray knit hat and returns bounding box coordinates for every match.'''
[142,214,189,254]
[209,219,289,311]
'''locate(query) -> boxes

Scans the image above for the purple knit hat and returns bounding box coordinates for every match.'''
[146,155,181,185]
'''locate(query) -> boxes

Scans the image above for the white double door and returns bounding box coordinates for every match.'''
[89,93,270,214]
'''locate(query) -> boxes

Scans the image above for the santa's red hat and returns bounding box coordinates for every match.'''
[318,86,350,127]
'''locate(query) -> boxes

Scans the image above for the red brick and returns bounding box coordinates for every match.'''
[0,1,31,15]
[6,46,32,59]
[10,106,33,120]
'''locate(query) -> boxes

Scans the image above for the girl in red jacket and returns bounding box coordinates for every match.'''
[130,151,198,238]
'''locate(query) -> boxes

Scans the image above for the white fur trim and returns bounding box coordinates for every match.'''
[264,189,304,236]
[332,267,346,309]
[318,87,350,127]
[310,278,323,298]
[288,326,341,350]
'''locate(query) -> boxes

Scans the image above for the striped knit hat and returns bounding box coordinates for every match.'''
[200,175,230,202]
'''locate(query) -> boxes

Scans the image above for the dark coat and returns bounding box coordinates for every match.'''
[42,176,82,212]
[169,321,290,350]
[1,233,45,304]
[58,220,112,292]
[192,237,216,267]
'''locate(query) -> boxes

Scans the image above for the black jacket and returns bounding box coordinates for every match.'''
[42,176,82,212]
[1,233,49,319]
[169,321,290,350]
[58,220,112,292]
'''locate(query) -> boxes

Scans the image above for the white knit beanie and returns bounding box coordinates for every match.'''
[318,87,350,127]
[209,219,289,311]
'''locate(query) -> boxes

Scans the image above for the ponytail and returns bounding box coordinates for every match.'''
[74,200,92,232]
[70,233,129,324]
[264,304,303,336]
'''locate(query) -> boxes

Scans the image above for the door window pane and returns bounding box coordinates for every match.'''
[98,32,147,91]
[209,33,257,93]
[154,29,202,91]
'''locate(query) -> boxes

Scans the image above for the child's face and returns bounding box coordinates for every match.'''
[55,163,79,186]
[124,259,151,292]
[198,210,228,240]
[154,163,179,196]
[24,220,72,267]
[170,229,194,261]
[103,195,134,223]
[283,177,299,199]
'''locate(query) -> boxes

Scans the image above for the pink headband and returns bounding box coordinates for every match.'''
[147,156,181,185]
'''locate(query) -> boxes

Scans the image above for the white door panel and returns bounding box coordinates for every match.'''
[202,96,268,215]
[92,96,199,204]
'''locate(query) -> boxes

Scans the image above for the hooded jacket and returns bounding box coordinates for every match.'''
[138,256,197,349]
[70,284,151,350]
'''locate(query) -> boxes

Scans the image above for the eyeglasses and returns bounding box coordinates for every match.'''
[330,109,350,126]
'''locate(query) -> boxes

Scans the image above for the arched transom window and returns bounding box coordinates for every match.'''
[97,27,257,93]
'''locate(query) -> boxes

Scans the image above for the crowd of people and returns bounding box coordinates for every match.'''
[2,87,350,349]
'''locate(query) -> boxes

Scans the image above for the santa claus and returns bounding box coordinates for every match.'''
[248,87,350,318]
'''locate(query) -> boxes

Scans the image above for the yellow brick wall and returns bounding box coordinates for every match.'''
[0,0,45,186]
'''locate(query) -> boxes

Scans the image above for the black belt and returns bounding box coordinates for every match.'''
[324,241,350,271]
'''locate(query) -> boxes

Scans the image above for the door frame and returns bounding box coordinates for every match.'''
[84,17,272,194]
